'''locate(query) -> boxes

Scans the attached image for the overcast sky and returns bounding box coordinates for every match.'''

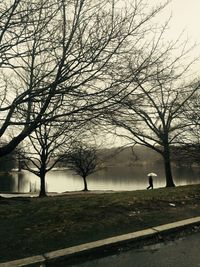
[152,0,200,42]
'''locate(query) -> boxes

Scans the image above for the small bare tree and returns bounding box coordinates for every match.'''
[66,142,98,191]
[178,91,200,165]
[19,121,76,197]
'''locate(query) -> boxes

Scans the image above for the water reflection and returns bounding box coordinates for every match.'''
[0,164,199,193]
[0,173,16,192]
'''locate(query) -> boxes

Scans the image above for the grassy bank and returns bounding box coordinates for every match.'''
[0,184,200,263]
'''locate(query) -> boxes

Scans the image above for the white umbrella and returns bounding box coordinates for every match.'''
[147,172,157,177]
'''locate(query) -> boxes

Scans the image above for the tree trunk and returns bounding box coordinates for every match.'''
[82,176,88,191]
[163,144,175,187]
[18,158,22,172]
[39,171,47,197]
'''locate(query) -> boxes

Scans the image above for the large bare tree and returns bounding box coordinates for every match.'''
[0,0,168,157]
[107,39,200,187]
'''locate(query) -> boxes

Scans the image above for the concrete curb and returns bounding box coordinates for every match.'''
[0,255,45,267]
[1,216,200,267]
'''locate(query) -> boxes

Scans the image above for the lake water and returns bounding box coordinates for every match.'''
[0,163,200,193]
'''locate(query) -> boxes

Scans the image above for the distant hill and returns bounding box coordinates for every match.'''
[98,145,162,167]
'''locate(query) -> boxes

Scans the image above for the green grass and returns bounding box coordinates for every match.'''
[0,184,200,263]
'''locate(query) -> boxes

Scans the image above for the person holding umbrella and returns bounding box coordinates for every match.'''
[146,172,157,189]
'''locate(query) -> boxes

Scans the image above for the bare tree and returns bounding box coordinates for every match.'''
[170,144,199,168]
[182,91,200,142]
[19,121,77,197]
[107,39,200,187]
[0,0,168,157]
[177,91,200,165]
[66,142,98,191]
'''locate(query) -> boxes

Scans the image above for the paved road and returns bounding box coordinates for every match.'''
[70,232,200,267]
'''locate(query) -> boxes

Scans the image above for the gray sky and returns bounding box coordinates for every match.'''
[152,0,200,42]
[148,0,200,76]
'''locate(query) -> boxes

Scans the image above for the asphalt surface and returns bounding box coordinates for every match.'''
[69,232,200,267]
